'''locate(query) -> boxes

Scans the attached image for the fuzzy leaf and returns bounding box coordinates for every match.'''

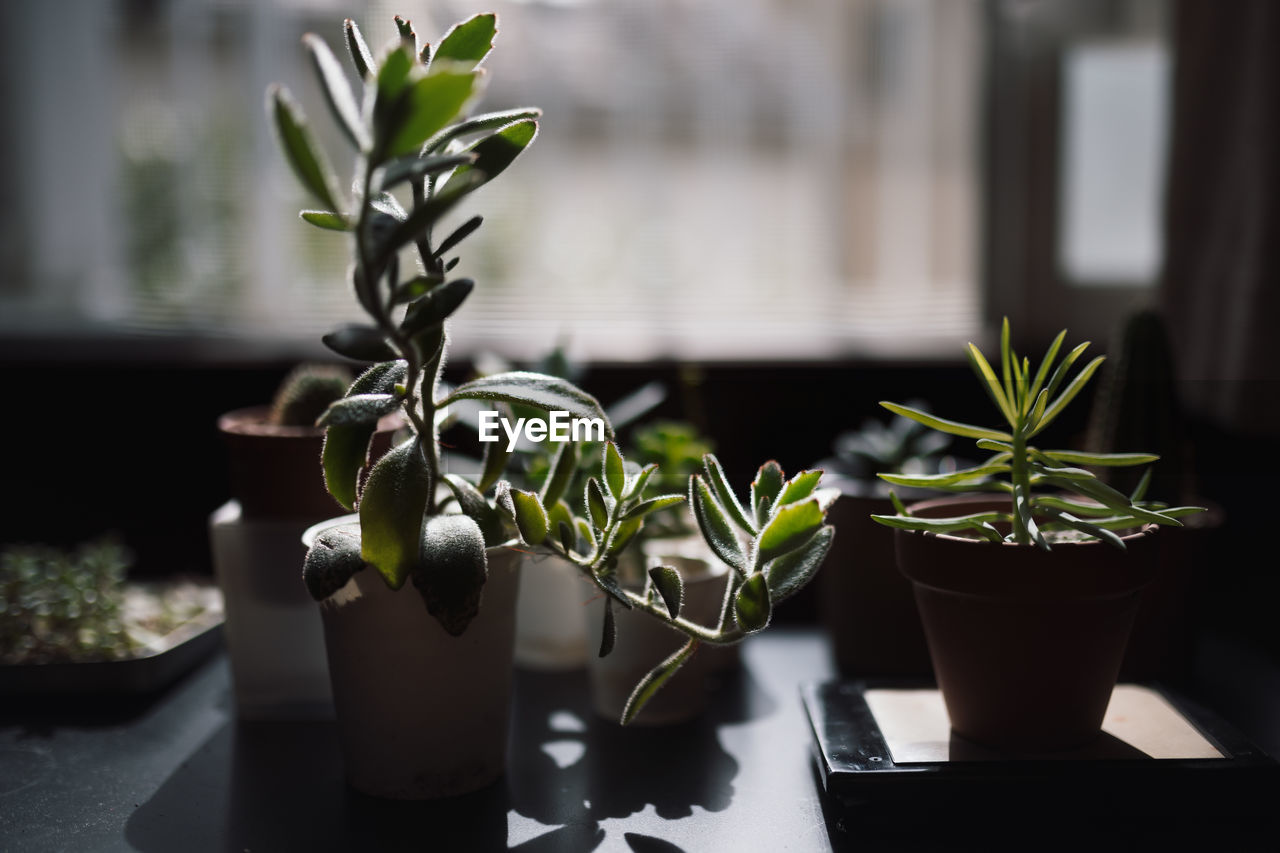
[303,33,367,150]
[442,372,610,432]
[359,439,430,589]
[267,85,340,212]
[751,462,785,524]
[734,573,771,632]
[413,514,488,636]
[603,442,626,500]
[541,441,578,506]
[317,393,399,427]
[703,454,756,534]
[606,518,643,557]
[624,463,658,501]
[424,107,542,154]
[599,599,616,658]
[510,488,549,546]
[586,478,609,529]
[436,215,483,258]
[756,498,825,565]
[766,525,834,604]
[321,324,397,362]
[384,69,481,159]
[648,565,684,619]
[776,470,823,507]
[375,171,484,266]
[442,119,538,195]
[622,495,685,522]
[690,475,744,573]
[302,523,366,601]
[379,152,476,191]
[434,14,497,69]
[401,278,473,335]
[442,474,505,547]
[300,210,349,231]
[621,639,698,725]
[344,19,374,80]
[322,424,376,511]
[478,432,513,494]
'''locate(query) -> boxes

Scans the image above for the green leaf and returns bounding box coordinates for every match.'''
[889,490,909,516]
[586,478,609,530]
[391,274,441,305]
[442,372,610,432]
[1025,388,1049,432]
[776,470,823,507]
[300,210,350,231]
[620,639,698,725]
[690,475,744,572]
[436,215,483,258]
[384,69,481,159]
[321,324,397,362]
[1031,355,1106,436]
[622,494,685,522]
[648,565,684,619]
[344,19,374,80]
[599,599,616,658]
[878,462,1009,489]
[1130,468,1153,502]
[756,498,825,565]
[1000,318,1016,412]
[606,518,642,557]
[267,84,341,212]
[751,461,785,526]
[317,393,399,427]
[624,463,658,501]
[871,511,1010,533]
[603,442,626,500]
[442,474,505,547]
[393,15,416,53]
[1034,495,1117,517]
[322,424,376,511]
[379,153,476,191]
[880,401,1013,442]
[478,429,513,493]
[424,108,542,154]
[434,13,497,69]
[442,119,538,196]
[966,342,1017,426]
[1040,450,1160,467]
[360,439,430,589]
[1042,508,1126,550]
[1038,475,1181,527]
[734,573,771,632]
[557,520,575,554]
[766,525,834,604]
[302,523,366,601]
[510,488,549,546]
[401,278,473,335]
[595,563,633,609]
[1015,482,1049,550]
[1026,329,1067,405]
[540,440,579,506]
[703,454,756,534]
[547,501,574,547]
[303,33,368,150]
[1042,341,1091,402]
[413,514,488,636]
[375,171,484,268]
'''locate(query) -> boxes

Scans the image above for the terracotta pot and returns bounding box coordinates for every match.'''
[311,520,522,799]
[894,496,1158,753]
[585,559,730,726]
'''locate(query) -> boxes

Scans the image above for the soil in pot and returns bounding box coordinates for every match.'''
[316,530,522,799]
[895,496,1158,753]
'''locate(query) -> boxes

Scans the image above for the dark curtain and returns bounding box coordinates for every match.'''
[1161,0,1280,434]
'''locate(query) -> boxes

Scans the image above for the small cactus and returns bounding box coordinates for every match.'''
[269,364,352,427]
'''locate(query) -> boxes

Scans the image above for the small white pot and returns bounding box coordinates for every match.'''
[585,555,730,726]
[307,518,522,799]
[209,500,333,719]
[514,551,592,671]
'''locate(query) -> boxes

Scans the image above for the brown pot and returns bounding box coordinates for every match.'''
[218,406,397,520]
[894,495,1158,753]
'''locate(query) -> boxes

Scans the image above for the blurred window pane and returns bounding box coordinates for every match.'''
[0,0,983,361]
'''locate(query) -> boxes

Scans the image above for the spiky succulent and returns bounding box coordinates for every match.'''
[269,364,352,427]
[871,319,1203,549]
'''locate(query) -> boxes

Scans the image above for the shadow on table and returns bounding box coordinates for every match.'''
[125,665,760,852]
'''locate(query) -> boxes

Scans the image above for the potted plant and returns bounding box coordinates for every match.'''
[498,443,836,724]
[816,403,955,677]
[268,12,614,798]
[211,364,397,718]
[871,319,1203,752]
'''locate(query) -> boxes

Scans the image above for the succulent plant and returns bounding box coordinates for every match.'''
[829,400,951,481]
[871,319,1203,549]
[497,443,835,723]
[272,13,609,635]
[269,364,353,427]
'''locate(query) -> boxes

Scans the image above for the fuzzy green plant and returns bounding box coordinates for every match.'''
[871,319,1203,549]
[496,443,835,723]
[269,364,353,427]
[273,14,610,634]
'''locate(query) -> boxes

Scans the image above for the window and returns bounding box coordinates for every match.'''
[1,0,984,361]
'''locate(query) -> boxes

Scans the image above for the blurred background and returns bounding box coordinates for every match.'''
[0,0,1276,649]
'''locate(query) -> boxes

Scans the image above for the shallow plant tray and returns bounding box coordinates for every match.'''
[0,607,224,697]
[803,679,1280,819]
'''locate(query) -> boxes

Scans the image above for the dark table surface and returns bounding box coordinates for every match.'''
[3,628,1279,852]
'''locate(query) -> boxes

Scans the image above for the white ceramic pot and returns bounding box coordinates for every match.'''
[308,518,523,799]
[585,555,729,726]
[514,551,592,671]
[209,500,333,719]
[642,535,741,675]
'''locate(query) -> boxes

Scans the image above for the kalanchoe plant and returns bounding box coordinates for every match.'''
[871,319,1203,549]
[497,444,836,723]
[272,14,609,634]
